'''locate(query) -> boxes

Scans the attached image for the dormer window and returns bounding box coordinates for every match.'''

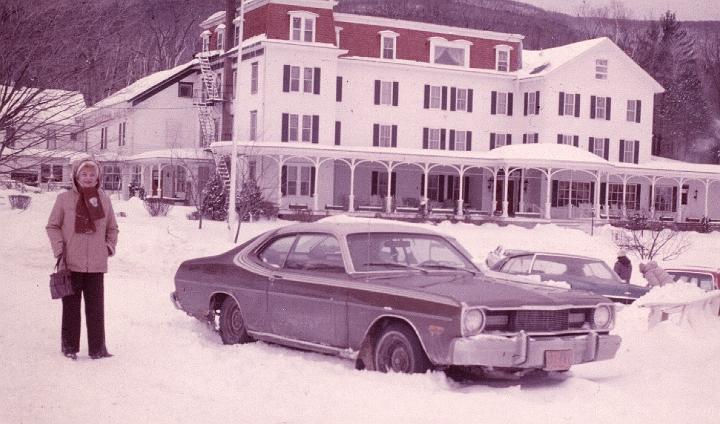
[201,30,211,52]
[335,26,343,47]
[596,59,608,79]
[215,24,225,51]
[233,20,241,47]
[429,37,472,67]
[495,45,513,72]
[289,11,318,43]
[379,30,399,59]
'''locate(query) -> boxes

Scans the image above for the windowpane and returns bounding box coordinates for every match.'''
[382,37,395,59]
[250,63,258,94]
[527,92,536,115]
[303,19,314,42]
[380,81,392,105]
[287,166,297,194]
[596,59,608,79]
[593,138,604,157]
[497,50,509,71]
[595,97,606,119]
[497,92,508,114]
[456,88,467,111]
[300,166,311,195]
[564,93,575,116]
[290,66,300,92]
[430,86,441,109]
[303,67,313,93]
[379,125,392,147]
[301,115,312,142]
[292,17,302,41]
[434,46,465,66]
[289,114,299,141]
[454,131,467,151]
[428,128,440,149]
[626,100,636,122]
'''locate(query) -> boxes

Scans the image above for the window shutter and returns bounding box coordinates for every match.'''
[374,80,380,105]
[589,137,595,153]
[535,133,539,143]
[312,115,319,143]
[450,87,457,111]
[423,84,430,109]
[507,134,512,145]
[600,182,606,205]
[606,97,611,120]
[449,130,455,150]
[422,128,428,149]
[281,165,287,195]
[467,131,472,151]
[281,113,289,142]
[573,135,579,147]
[420,174,424,196]
[491,91,497,115]
[391,172,396,195]
[633,140,639,164]
[371,171,378,196]
[574,94,580,117]
[636,184,642,209]
[441,86,448,110]
[535,91,540,114]
[373,124,379,147]
[391,125,398,147]
[440,129,446,150]
[590,95,596,119]
[636,100,641,123]
[551,180,559,207]
[282,65,290,92]
[523,133,527,144]
[313,67,321,95]
[672,186,678,212]
[334,121,341,145]
[392,81,399,106]
[336,76,342,102]
[524,92,528,116]
[649,185,653,210]
[463,176,470,202]
[438,175,445,201]
[558,92,565,116]
[604,138,609,160]
[490,133,496,150]
[619,139,625,162]
[467,89,474,112]
[507,93,514,116]
[310,167,316,197]
[557,134,563,144]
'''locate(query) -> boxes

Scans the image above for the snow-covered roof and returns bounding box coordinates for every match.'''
[5,147,90,161]
[0,86,86,125]
[125,148,213,162]
[520,38,606,78]
[614,155,720,176]
[91,59,198,109]
[484,143,609,166]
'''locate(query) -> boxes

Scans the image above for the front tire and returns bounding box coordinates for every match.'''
[218,296,252,345]
[373,323,430,373]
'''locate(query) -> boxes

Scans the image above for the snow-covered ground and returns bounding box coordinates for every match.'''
[2,189,720,424]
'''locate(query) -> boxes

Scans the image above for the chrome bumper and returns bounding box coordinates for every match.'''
[170,291,183,311]
[450,332,621,369]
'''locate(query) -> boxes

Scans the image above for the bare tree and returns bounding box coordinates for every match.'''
[613,225,691,261]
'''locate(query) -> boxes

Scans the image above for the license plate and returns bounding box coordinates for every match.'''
[544,350,574,371]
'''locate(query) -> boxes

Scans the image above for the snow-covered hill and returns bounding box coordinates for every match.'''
[2,189,719,424]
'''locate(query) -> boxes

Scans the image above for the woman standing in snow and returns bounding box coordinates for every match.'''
[613,250,632,283]
[639,261,674,288]
[46,158,119,360]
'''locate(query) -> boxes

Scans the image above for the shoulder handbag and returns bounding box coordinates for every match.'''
[50,244,74,299]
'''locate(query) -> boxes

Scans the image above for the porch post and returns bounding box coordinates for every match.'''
[158,162,163,198]
[457,167,465,216]
[594,174,601,219]
[567,170,573,219]
[621,178,627,219]
[277,158,283,207]
[423,167,429,207]
[492,169,498,215]
[544,169,552,219]
[650,178,656,218]
[604,172,610,219]
[518,169,525,213]
[502,166,509,218]
[386,163,393,213]
[348,162,356,212]
[676,179,684,222]
[704,179,710,218]
[313,159,320,212]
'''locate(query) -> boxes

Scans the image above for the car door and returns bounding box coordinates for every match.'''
[264,233,349,347]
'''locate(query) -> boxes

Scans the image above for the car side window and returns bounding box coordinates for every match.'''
[285,234,345,273]
[500,255,533,274]
[258,235,296,268]
[668,272,714,291]
[531,258,566,275]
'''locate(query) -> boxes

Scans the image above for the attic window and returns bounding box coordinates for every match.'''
[429,37,472,67]
[178,82,193,98]
[288,11,318,43]
[596,59,608,79]
[379,30,399,59]
[215,24,225,51]
[495,45,513,72]
[201,30,211,52]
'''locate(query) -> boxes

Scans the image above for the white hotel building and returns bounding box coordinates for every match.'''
[77,0,720,223]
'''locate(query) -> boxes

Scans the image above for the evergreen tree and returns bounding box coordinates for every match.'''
[236,178,263,221]
[201,172,228,221]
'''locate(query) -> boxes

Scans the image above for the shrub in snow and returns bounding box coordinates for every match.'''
[143,197,173,217]
[236,178,264,221]
[9,194,31,209]
[613,224,691,261]
[201,173,228,221]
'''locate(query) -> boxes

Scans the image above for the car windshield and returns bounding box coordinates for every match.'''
[532,255,622,283]
[346,232,477,273]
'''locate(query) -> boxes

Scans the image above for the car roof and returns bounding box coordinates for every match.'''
[505,251,601,261]
[272,221,443,238]
[665,266,720,273]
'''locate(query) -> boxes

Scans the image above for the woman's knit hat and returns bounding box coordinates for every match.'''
[75,160,100,177]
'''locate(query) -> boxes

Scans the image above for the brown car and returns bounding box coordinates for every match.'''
[171,222,621,376]
[665,266,720,291]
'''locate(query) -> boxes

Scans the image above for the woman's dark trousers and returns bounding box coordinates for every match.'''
[61,272,106,356]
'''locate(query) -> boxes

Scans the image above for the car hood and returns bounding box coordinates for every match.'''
[365,272,607,308]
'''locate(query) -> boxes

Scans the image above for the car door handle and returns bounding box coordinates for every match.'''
[269,274,283,282]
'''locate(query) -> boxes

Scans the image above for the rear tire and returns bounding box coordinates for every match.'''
[373,323,430,373]
[218,296,252,345]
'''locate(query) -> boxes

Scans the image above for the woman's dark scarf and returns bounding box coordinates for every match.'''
[75,186,105,234]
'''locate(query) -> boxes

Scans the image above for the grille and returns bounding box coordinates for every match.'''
[512,310,570,332]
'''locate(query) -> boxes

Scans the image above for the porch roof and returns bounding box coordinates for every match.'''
[124,148,213,162]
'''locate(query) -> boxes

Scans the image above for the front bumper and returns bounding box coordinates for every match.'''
[450,332,621,370]
[170,291,183,311]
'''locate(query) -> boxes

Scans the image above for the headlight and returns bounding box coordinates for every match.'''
[462,308,486,335]
[593,305,613,329]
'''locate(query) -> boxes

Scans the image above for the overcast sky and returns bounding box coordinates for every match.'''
[516,0,720,21]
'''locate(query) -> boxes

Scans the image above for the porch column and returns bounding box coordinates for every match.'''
[518,169,525,213]
[544,169,552,219]
[348,162,356,212]
[594,175,601,219]
[157,162,163,198]
[676,179,684,222]
[621,178,627,219]
[277,160,283,206]
[704,179,710,218]
[604,172,610,219]
[457,168,465,216]
[492,169,498,215]
[386,163,393,213]
[423,168,429,208]
[567,171,573,219]
[313,160,321,212]
[502,166,509,218]
[650,179,657,218]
